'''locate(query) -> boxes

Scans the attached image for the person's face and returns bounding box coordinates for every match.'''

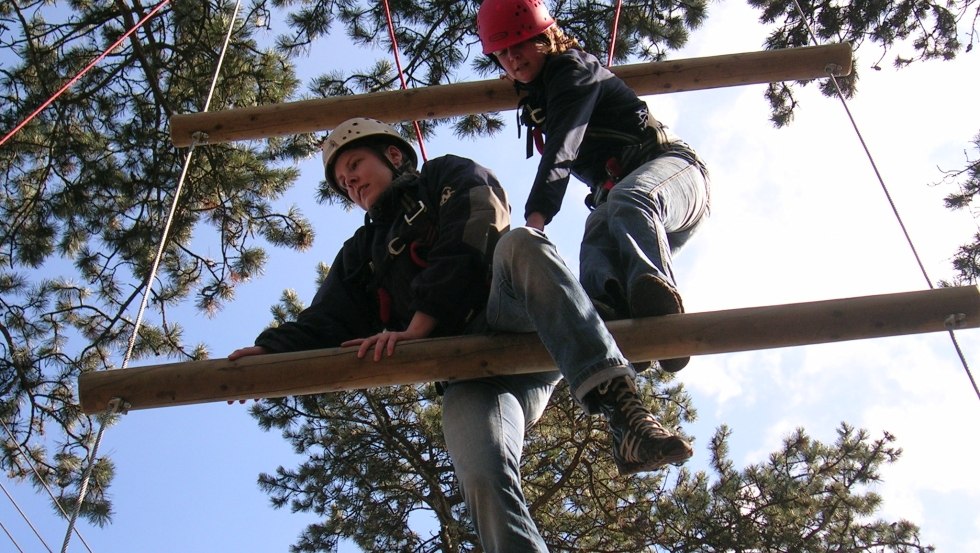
[333,145,404,211]
[493,39,548,83]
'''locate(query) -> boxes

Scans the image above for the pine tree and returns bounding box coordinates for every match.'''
[0,0,973,538]
[253,363,930,551]
[939,133,980,284]
[1,0,314,524]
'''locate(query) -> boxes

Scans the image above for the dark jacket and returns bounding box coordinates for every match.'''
[255,155,510,353]
[518,48,697,223]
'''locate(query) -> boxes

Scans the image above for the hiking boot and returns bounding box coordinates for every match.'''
[628,274,689,373]
[592,376,693,475]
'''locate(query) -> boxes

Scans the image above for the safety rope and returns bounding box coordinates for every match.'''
[606,0,623,66]
[0,0,172,149]
[381,0,429,162]
[0,420,93,552]
[789,0,979,402]
[59,1,246,551]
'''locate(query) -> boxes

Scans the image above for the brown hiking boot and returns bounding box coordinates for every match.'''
[629,274,689,372]
[592,376,693,475]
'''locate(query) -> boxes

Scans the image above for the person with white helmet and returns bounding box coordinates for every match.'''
[230,117,691,552]
[476,0,711,375]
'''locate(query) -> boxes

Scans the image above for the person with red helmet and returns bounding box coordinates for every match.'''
[477,2,709,368]
[230,117,693,552]
[477,0,709,358]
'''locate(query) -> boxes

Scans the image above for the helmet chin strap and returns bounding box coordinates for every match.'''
[371,144,417,181]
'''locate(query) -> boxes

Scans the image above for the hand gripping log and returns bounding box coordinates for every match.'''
[78,286,979,413]
[169,43,852,147]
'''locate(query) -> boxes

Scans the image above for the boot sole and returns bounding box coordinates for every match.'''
[629,275,689,373]
[615,444,694,476]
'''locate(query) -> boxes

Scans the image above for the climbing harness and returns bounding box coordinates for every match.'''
[368,179,437,327]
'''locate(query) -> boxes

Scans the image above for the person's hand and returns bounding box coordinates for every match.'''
[342,329,420,362]
[226,345,269,404]
[342,312,437,362]
[228,345,269,361]
[525,212,546,232]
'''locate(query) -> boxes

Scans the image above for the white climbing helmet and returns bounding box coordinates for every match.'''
[321,117,418,198]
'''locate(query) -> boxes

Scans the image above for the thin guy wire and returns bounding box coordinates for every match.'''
[788,0,979,401]
[61,2,246,552]
[1,419,93,552]
[1,518,26,553]
[381,0,429,162]
[1,479,53,552]
[0,0,172,148]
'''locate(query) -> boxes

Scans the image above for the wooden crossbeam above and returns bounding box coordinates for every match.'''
[78,285,977,414]
[169,43,852,147]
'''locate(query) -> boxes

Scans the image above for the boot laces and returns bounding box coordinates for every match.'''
[599,378,671,440]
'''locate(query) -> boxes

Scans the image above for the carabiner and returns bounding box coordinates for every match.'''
[388,237,406,255]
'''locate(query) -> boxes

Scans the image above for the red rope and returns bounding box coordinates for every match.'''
[381,0,429,162]
[607,0,623,67]
[0,0,172,148]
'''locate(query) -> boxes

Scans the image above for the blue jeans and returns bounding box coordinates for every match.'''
[579,153,710,312]
[442,227,632,552]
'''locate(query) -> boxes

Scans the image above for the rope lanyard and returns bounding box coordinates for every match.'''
[788,0,979,402]
[60,1,246,551]
[381,0,428,162]
[0,3,172,552]
[606,0,623,66]
[0,0,172,149]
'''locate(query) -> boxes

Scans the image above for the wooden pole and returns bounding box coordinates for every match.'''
[169,43,852,147]
[78,285,977,414]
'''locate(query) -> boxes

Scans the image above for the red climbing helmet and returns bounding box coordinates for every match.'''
[477,0,556,55]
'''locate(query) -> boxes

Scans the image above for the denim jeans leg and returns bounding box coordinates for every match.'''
[442,373,559,553]
[603,155,709,293]
[487,227,633,408]
[580,203,628,316]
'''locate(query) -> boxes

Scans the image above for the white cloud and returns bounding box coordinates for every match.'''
[666,5,980,551]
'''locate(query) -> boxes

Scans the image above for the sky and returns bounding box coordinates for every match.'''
[3,2,980,552]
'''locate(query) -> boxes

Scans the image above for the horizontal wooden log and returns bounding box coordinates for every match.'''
[77,286,977,414]
[170,42,852,147]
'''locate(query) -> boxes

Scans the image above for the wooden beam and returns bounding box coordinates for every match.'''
[170,43,852,147]
[78,286,977,414]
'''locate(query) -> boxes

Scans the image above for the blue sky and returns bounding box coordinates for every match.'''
[3,2,980,552]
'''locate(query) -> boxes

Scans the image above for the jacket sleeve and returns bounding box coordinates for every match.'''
[408,156,511,331]
[524,52,604,223]
[254,236,378,353]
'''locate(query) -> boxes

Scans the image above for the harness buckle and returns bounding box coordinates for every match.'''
[586,158,623,210]
[526,107,545,125]
[403,201,427,225]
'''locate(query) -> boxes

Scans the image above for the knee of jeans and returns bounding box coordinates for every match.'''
[455,449,516,493]
[495,227,543,266]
